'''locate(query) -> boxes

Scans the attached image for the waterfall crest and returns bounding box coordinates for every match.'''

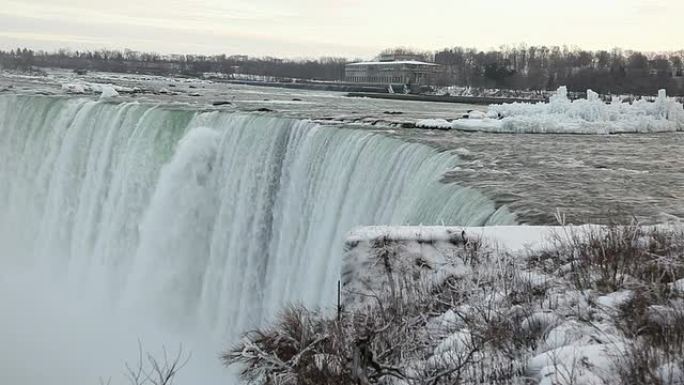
[0,95,514,383]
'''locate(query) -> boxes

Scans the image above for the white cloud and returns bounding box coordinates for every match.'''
[0,0,682,57]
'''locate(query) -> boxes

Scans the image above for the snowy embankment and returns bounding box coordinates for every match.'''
[227,223,684,384]
[340,225,684,385]
[417,87,684,134]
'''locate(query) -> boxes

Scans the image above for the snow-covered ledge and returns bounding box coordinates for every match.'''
[340,225,568,309]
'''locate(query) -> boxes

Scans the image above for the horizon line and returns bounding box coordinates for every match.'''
[2,43,684,62]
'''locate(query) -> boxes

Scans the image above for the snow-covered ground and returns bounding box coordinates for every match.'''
[418,87,684,134]
[340,225,684,385]
[432,85,549,100]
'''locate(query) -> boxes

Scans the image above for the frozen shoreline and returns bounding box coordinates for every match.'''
[418,87,684,134]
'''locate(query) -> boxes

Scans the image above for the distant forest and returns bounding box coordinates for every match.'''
[2,46,684,95]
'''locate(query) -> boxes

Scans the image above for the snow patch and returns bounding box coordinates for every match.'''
[596,290,633,310]
[434,330,473,356]
[528,343,627,382]
[670,278,684,293]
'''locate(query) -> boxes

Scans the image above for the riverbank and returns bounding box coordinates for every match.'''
[220,79,389,93]
[347,91,547,105]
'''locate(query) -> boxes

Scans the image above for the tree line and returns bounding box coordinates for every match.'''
[0,48,349,82]
[2,46,684,95]
[433,46,684,95]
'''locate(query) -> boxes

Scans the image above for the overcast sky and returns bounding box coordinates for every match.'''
[0,0,682,58]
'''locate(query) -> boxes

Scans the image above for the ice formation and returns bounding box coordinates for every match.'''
[61,82,87,94]
[415,118,453,130]
[418,86,684,134]
[99,85,119,99]
[61,81,132,96]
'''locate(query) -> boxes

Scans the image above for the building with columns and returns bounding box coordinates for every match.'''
[345,57,439,92]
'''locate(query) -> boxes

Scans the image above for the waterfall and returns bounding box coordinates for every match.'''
[0,94,515,384]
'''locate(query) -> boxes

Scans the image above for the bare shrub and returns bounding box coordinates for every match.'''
[545,224,684,294]
[617,339,684,385]
[124,342,190,385]
[224,294,435,385]
[223,306,349,385]
[227,235,551,385]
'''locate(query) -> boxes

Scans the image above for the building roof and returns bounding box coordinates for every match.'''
[346,60,438,66]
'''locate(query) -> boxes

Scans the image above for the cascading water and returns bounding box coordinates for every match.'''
[0,94,515,384]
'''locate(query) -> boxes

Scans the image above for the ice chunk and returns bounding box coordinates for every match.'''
[466,110,487,119]
[416,118,452,130]
[61,83,87,94]
[99,85,119,99]
[587,89,600,102]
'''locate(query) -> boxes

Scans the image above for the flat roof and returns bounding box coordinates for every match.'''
[346,60,438,66]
